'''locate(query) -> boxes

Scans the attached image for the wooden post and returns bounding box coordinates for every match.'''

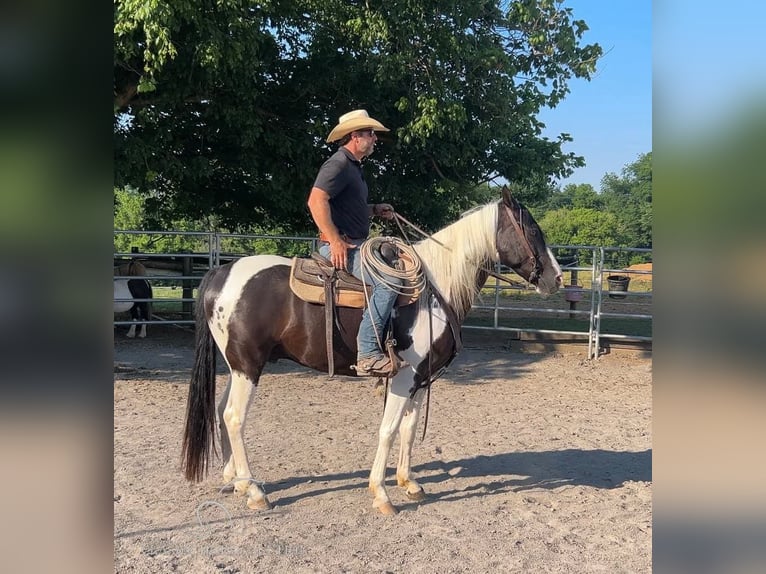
[568,266,579,319]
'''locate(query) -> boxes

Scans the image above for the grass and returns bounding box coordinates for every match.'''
[471,268,652,339]
[143,285,198,316]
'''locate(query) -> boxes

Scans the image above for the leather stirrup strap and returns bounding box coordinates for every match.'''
[324,277,335,377]
[384,338,399,377]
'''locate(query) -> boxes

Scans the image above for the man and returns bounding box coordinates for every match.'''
[307,109,402,376]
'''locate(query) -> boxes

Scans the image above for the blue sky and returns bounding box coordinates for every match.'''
[538,2,652,191]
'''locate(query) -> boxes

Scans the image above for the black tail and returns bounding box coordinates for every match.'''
[181,271,218,482]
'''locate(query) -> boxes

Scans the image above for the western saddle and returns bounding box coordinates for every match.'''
[289,245,421,376]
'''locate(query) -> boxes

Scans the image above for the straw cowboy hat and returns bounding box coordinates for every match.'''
[326,109,390,143]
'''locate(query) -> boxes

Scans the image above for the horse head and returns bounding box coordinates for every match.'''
[496,185,562,295]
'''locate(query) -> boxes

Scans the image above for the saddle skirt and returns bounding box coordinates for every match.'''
[289,254,420,309]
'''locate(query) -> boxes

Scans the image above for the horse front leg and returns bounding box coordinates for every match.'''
[223,370,272,511]
[369,378,412,515]
[396,388,426,501]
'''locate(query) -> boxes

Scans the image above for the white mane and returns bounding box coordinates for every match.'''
[413,202,498,315]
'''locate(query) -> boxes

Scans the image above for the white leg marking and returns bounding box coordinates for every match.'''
[366,301,449,514]
[397,388,426,499]
[369,373,417,514]
[126,323,136,338]
[223,455,236,484]
[223,371,271,510]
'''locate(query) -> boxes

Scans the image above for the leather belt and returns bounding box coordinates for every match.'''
[319,232,364,244]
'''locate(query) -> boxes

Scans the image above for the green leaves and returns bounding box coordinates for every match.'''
[115,1,603,233]
[535,153,652,250]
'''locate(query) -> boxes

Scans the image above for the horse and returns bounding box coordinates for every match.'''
[114,260,147,277]
[114,261,152,338]
[181,186,562,515]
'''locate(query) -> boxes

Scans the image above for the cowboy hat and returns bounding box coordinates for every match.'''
[326,109,390,143]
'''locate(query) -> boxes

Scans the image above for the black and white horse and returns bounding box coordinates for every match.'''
[114,262,152,338]
[182,186,562,514]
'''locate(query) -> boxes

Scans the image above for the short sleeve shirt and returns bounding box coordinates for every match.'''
[312,148,370,240]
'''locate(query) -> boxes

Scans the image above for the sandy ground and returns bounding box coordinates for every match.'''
[114,326,651,573]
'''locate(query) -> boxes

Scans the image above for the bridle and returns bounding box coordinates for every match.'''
[499,202,543,285]
[392,204,543,286]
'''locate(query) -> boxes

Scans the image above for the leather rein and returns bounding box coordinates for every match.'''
[501,202,543,286]
[395,204,540,287]
[388,204,540,439]
[428,202,541,288]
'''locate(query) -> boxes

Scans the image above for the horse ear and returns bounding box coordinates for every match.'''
[501,184,519,208]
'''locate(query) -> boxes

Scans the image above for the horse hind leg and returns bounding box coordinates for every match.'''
[126,305,138,338]
[396,388,427,501]
[137,302,149,338]
[217,376,235,486]
[222,369,272,511]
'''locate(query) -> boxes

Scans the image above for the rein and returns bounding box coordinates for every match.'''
[392,212,451,251]
[395,206,539,288]
[380,204,537,438]
[503,203,542,283]
[386,212,462,440]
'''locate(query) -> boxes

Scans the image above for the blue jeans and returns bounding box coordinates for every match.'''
[319,243,403,359]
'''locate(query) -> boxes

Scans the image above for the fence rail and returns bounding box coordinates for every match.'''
[114,231,651,358]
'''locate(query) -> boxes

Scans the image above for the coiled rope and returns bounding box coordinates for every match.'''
[359,236,426,297]
[358,236,426,353]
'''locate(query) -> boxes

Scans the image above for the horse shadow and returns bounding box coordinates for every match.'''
[266,448,651,508]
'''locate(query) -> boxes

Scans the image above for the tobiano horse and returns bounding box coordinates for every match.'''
[182,186,562,515]
[114,261,152,338]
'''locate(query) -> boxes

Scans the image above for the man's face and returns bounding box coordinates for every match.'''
[354,129,377,157]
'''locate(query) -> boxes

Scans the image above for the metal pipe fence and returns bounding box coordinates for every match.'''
[114,231,652,358]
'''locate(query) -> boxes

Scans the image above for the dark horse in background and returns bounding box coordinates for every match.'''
[114,261,152,338]
[182,186,562,515]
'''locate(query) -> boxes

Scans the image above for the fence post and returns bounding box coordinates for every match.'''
[568,257,579,319]
[182,253,193,321]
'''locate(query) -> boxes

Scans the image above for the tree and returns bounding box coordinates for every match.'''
[600,152,652,249]
[538,206,625,248]
[537,182,602,212]
[114,187,145,232]
[115,0,601,232]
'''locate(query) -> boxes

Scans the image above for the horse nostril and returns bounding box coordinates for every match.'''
[556,274,562,285]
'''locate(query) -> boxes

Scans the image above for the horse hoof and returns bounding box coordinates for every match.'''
[247,496,273,511]
[406,488,426,501]
[374,501,399,516]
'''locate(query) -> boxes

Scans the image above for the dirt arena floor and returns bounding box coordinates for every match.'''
[114,326,651,573]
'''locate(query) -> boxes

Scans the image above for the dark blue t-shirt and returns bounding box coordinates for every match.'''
[312,148,369,240]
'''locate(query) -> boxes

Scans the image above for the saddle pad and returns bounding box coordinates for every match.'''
[289,257,421,308]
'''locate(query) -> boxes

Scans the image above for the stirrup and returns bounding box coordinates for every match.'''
[353,349,410,377]
[354,354,395,377]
